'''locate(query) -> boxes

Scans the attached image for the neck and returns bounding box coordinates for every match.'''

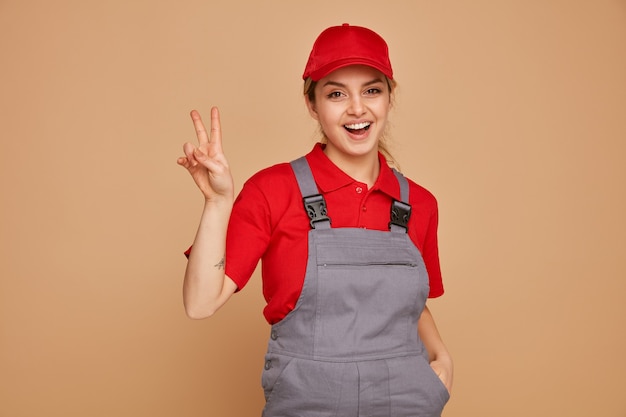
[324,147,380,188]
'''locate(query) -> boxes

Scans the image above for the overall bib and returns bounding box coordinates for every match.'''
[261,157,450,417]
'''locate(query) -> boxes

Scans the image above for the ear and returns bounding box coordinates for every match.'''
[305,95,319,121]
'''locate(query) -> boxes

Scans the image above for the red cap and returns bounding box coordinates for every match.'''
[302,23,393,81]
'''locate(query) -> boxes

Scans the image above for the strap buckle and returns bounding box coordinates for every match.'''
[303,194,331,229]
[389,200,411,232]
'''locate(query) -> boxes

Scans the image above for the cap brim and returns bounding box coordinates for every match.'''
[305,58,393,81]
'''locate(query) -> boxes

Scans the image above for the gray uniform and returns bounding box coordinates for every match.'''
[261,157,450,417]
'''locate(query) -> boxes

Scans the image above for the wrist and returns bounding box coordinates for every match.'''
[433,351,453,366]
[204,193,234,207]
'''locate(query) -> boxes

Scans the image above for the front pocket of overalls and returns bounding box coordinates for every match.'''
[262,356,351,416]
[386,355,450,415]
[418,355,451,404]
[315,261,425,359]
[261,354,294,402]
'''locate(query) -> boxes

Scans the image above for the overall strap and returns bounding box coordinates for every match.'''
[389,169,412,233]
[290,157,331,229]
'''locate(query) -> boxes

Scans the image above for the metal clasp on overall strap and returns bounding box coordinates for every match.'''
[303,194,331,229]
[389,200,411,232]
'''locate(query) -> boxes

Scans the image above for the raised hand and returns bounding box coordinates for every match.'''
[177,107,234,202]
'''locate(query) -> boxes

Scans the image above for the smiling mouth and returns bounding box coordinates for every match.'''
[344,122,371,134]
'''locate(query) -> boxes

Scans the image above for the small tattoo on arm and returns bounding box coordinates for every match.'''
[214,257,225,270]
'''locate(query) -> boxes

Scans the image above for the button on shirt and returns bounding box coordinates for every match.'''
[224,143,444,324]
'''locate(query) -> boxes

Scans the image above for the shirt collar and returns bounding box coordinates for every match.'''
[305,143,401,200]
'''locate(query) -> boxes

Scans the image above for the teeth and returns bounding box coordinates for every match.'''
[345,122,371,130]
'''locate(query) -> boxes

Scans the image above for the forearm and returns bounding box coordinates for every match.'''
[418,305,450,361]
[183,197,236,319]
[418,305,454,392]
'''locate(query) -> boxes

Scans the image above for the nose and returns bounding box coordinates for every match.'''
[347,96,365,116]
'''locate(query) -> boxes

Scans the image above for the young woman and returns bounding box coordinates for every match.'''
[178,23,453,417]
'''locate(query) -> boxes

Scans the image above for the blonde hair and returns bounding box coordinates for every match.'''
[303,76,399,168]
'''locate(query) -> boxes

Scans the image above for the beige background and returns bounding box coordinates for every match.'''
[1,0,625,416]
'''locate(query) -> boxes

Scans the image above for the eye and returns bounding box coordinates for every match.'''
[365,88,382,95]
[326,91,344,99]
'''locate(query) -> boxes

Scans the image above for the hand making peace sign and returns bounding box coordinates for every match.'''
[177,107,234,203]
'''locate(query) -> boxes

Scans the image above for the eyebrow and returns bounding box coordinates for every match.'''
[322,78,385,88]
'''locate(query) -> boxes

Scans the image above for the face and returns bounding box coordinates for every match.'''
[306,65,392,166]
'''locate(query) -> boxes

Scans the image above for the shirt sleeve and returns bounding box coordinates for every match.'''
[422,200,444,298]
[406,180,444,298]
